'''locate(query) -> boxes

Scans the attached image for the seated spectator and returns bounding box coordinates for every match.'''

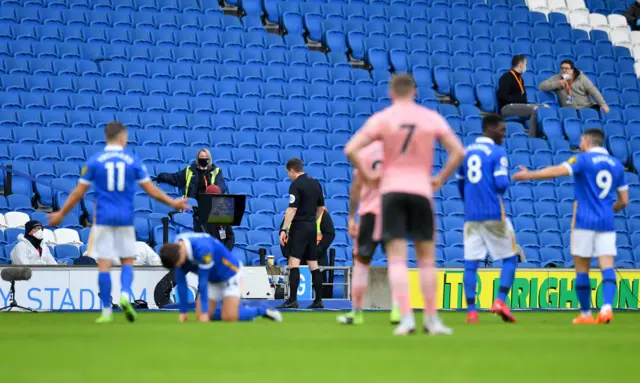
[538,60,609,113]
[10,220,57,265]
[624,0,640,31]
[497,55,546,138]
[82,241,161,266]
[155,148,228,198]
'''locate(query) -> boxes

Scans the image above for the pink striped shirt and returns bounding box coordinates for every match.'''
[357,102,455,199]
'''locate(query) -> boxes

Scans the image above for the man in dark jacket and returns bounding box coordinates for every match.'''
[497,55,547,138]
[279,207,335,297]
[625,1,640,30]
[155,148,228,198]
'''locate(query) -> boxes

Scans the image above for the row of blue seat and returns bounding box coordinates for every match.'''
[1,9,253,31]
[264,0,531,24]
[1,59,382,84]
[0,42,337,65]
[0,92,393,116]
[0,77,409,101]
[0,0,221,13]
[1,25,288,49]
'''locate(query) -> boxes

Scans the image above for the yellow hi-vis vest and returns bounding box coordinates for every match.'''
[184,167,220,198]
[285,210,324,244]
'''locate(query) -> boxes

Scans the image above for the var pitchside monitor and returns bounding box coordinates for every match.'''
[197,194,247,226]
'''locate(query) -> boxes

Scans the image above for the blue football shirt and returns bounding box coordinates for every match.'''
[562,147,627,232]
[456,137,510,222]
[173,232,242,314]
[79,145,150,226]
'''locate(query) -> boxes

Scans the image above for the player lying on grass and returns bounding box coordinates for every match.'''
[457,115,518,324]
[160,232,282,323]
[513,129,628,324]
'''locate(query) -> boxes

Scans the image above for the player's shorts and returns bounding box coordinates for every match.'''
[464,220,517,261]
[207,267,243,302]
[287,221,317,261]
[357,213,383,259]
[571,229,617,258]
[381,193,434,242]
[89,225,136,261]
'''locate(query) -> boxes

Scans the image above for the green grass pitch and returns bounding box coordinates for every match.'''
[1,311,638,383]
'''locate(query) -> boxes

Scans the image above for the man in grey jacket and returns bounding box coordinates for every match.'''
[538,60,610,113]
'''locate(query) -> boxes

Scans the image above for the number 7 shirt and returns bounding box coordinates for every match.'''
[357,103,456,199]
[562,147,627,232]
[79,145,150,226]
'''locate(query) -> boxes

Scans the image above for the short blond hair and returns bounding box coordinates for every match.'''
[390,74,416,98]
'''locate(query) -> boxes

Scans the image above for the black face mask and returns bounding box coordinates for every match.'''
[198,158,209,167]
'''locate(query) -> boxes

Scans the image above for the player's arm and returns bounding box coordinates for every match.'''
[174,267,190,315]
[197,266,209,317]
[140,180,188,210]
[613,170,629,213]
[493,153,510,193]
[435,132,465,189]
[455,167,465,200]
[512,164,570,181]
[348,173,362,219]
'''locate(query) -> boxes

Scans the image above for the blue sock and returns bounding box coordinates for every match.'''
[575,272,591,314]
[601,268,616,308]
[463,260,479,312]
[98,272,112,313]
[212,305,265,321]
[498,255,518,302]
[120,264,133,301]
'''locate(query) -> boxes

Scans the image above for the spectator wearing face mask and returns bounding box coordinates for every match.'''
[10,220,57,265]
[154,148,228,199]
[538,60,610,113]
[497,55,548,138]
[624,0,640,31]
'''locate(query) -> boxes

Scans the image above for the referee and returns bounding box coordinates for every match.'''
[278,158,326,309]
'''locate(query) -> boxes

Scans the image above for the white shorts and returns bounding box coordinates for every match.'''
[464,220,517,261]
[207,268,243,302]
[89,225,136,261]
[571,229,616,258]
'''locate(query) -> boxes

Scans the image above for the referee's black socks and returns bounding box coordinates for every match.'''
[311,269,323,303]
[289,267,300,302]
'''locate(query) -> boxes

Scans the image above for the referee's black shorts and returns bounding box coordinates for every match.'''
[287,221,317,261]
[357,213,383,259]
[381,192,435,242]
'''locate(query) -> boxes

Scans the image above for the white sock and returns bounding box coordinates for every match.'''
[102,306,112,316]
[401,314,415,327]
[581,310,592,317]
[392,300,399,308]
[601,304,612,312]
[121,291,131,302]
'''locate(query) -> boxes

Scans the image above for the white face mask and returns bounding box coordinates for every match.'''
[32,230,43,240]
[561,73,571,80]
[521,66,527,74]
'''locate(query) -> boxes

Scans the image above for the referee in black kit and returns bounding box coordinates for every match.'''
[278,158,326,309]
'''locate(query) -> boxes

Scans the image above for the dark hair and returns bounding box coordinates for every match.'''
[105,121,127,141]
[286,157,304,172]
[560,59,575,69]
[511,55,526,68]
[482,114,505,132]
[583,129,605,147]
[159,244,181,269]
[390,73,416,97]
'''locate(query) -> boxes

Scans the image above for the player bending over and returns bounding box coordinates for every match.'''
[159,232,282,323]
[47,121,188,323]
[514,129,628,324]
[345,74,465,336]
[337,141,401,325]
[457,115,518,324]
